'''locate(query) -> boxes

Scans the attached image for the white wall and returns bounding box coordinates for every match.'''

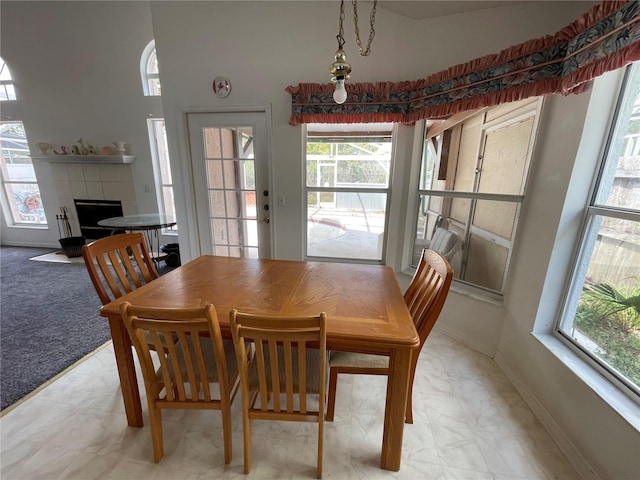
[0,1,161,246]
[498,71,640,480]
[3,1,639,478]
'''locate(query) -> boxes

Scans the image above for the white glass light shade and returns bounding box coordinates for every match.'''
[333,78,348,104]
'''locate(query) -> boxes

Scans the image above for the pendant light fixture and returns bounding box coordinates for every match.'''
[329,0,377,104]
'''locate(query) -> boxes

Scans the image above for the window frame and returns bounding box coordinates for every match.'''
[409,98,543,297]
[0,57,17,102]
[141,40,176,236]
[147,118,177,235]
[140,40,160,96]
[555,63,640,402]
[0,57,47,228]
[303,123,396,264]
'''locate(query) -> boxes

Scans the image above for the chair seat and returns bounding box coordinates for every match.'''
[329,350,389,369]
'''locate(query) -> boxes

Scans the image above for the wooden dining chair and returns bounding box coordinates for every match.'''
[229,309,327,479]
[326,248,453,424]
[120,302,239,464]
[81,232,158,305]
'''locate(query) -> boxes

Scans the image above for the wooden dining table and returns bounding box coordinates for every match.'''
[100,255,419,471]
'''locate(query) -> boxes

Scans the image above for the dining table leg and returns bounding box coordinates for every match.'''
[108,315,143,427]
[380,346,412,471]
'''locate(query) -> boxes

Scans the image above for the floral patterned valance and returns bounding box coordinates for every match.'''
[286,1,640,125]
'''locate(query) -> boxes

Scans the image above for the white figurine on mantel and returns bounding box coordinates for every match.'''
[113,142,127,155]
[78,138,89,155]
[36,142,52,155]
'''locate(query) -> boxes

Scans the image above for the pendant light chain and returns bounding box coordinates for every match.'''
[352,0,377,56]
[337,0,346,49]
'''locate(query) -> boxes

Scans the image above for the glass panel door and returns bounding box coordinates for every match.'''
[187,112,271,258]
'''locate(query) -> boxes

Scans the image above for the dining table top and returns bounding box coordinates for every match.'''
[97,213,176,230]
[100,255,418,352]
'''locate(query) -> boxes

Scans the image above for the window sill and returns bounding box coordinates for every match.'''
[400,267,504,306]
[533,332,640,432]
[7,224,48,230]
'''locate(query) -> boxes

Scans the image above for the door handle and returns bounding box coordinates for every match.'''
[263,217,270,223]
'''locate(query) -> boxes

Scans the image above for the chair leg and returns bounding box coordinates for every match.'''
[221,401,233,464]
[326,367,338,421]
[317,415,324,478]
[242,409,252,474]
[405,358,418,424]
[405,380,414,424]
[149,405,164,463]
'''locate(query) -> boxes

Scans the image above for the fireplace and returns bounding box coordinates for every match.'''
[74,199,123,240]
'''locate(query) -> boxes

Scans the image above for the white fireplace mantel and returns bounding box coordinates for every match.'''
[31,155,135,164]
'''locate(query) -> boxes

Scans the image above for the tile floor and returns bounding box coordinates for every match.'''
[0,331,580,479]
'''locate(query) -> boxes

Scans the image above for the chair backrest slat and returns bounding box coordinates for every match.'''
[283,340,294,413]
[82,233,159,305]
[268,339,281,411]
[253,341,269,411]
[298,342,307,414]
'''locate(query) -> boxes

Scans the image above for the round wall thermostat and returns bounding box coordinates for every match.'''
[212,76,231,98]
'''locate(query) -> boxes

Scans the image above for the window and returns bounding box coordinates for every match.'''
[0,58,47,226]
[305,123,393,262]
[148,118,176,234]
[141,41,176,233]
[558,63,640,399]
[1,121,47,225]
[140,40,161,96]
[412,97,542,295]
[0,58,16,101]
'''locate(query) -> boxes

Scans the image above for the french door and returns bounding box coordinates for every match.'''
[186,111,271,258]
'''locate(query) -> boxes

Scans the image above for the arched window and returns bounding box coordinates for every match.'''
[141,41,176,233]
[0,57,17,101]
[0,58,47,226]
[140,40,161,96]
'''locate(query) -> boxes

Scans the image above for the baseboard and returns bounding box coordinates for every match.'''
[0,241,59,249]
[433,324,496,357]
[494,350,601,480]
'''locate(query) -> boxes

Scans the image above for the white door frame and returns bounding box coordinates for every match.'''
[180,106,273,259]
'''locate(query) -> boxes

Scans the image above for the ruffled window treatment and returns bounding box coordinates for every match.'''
[286,1,640,125]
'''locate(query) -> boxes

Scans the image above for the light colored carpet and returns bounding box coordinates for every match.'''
[29,252,84,264]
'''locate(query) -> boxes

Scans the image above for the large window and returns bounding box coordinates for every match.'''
[558,63,640,399]
[305,124,393,262]
[0,57,47,226]
[141,41,176,234]
[1,122,47,225]
[148,118,176,234]
[412,97,542,295]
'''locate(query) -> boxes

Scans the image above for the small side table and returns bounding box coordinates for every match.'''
[97,213,176,264]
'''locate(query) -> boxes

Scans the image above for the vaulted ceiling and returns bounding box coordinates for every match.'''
[377,1,526,20]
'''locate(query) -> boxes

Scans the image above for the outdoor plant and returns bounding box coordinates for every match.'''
[585,282,640,330]
[576,281,640,386]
